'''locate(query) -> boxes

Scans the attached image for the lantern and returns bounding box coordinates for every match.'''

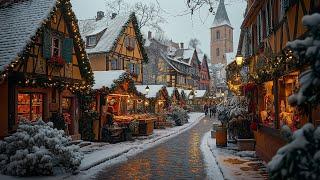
[236,54,243,66]
[145,85,150,94]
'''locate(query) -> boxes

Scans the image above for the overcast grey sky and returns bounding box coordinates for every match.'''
[71,0,247,62]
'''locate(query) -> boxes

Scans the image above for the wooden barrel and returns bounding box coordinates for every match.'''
[216,126,227,147]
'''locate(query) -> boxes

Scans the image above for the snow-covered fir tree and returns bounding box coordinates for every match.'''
[268,13,320,180]
[0,120,83,176]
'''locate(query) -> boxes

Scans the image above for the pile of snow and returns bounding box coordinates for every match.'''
[0,120,83,176]
[268,123,320,180]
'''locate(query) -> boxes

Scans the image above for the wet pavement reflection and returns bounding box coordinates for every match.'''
[94,116,212,179]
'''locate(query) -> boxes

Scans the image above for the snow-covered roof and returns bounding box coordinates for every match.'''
[93,70,126,89]
[166,87,177,97]
[225,52,236,64]
[195,90,207,98]
[212,0,232,28]
[0,0,56,72]
[136,85,165,98]
[79,13,131,54]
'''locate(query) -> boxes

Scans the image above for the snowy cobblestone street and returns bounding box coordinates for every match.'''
[91,115,213,179]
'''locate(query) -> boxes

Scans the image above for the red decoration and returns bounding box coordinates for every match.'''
[48,56,65,67]
[250,122,257,131]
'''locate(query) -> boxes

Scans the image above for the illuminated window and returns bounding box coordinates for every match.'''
[17,93,43,122]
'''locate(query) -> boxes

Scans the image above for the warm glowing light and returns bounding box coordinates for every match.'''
[236,54,243,66]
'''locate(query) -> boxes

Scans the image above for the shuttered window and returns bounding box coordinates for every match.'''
[43,29,52,59]
[62,38,73,64]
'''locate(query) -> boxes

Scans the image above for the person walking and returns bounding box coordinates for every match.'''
[211,104,217,118]
[204,103,208,116]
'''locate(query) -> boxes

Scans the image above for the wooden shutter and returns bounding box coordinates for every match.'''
[62,38,73,64]
[135,64,140,75]
[43,29,52,59]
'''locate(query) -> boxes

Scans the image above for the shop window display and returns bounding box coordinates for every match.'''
[62,97,73,134]
[259,81,275,128]
[278,72,302,132]
[17,93,43,122]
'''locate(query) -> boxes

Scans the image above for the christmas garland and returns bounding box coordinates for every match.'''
[0,0,94,92]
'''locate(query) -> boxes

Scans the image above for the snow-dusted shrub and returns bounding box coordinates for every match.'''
[268,123,320,180]
[287,13,320,106]
[167,106,189,126]
[217,96,248,126]
[0,120,83,176]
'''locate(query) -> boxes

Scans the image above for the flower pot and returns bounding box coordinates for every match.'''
[216,126,227,147]
[237,138,255,151]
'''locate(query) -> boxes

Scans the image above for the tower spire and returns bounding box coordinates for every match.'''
[212,0,231,27]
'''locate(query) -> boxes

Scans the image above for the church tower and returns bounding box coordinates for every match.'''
[210,0,233,65]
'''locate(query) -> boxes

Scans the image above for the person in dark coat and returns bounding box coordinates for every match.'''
[204,103,208,115]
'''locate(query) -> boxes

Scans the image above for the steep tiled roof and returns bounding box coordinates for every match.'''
[79,13,131,54]
[212,0,231,28]
[0,0,56,72]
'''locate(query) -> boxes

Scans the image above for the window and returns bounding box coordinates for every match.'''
[87,36,97,46]
[52,36,61,57]
[124,36,136,51]
[17,93,44,122]
[216,31,220,40]
[111,59,117,70]
[259,81,275,128]
[216,48,220,56]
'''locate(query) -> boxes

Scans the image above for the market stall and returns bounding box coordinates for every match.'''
[136,85,172,128]
[93,71,155,141]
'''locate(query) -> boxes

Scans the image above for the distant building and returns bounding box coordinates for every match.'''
[79,12,148,84]
[210,0,233,65]
[144,32,209,90]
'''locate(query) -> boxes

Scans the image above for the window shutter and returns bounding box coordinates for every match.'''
[135,64,140,75]
[62,38,73,64]
[43,29,52,59]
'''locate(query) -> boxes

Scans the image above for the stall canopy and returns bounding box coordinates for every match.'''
[136,85,165,98]
[195,90,207,98]
[93,70,126,90]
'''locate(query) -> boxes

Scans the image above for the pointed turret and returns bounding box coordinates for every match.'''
[212,0,231,28]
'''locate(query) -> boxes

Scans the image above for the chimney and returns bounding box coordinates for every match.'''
[111,13,117,19]
[96,11,104,21]
[180,43,184,49]
[148,31,152,39]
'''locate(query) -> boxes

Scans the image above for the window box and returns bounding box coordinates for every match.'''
[48,56,65,68]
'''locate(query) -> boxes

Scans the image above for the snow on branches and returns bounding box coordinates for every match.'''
[287,13,320,106]
[0,120,83,176]
[166,106,189,126]
[268,123,320,180]
[217,96,248,126]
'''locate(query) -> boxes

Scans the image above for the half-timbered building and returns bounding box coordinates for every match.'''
[79,12,148,84]
[0,0,94,139]
[235,0,320,162]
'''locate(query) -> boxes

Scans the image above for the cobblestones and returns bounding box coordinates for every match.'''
[94,116,212,179]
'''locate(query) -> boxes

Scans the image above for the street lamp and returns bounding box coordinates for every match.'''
[236,54,244,66]
[145,85,150,94]
[189,91,194,99]
[194,90,198,96]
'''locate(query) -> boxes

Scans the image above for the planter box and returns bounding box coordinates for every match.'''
[216,127,227,147]
[237,138,255,151]
[138,120,154,136]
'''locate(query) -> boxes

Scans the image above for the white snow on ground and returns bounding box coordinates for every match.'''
[0,113,203,180]
[202,131,268,180]
[200,132,224,180]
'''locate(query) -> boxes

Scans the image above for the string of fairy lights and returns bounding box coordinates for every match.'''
[0,0,94,93]
[226,48,299,91]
